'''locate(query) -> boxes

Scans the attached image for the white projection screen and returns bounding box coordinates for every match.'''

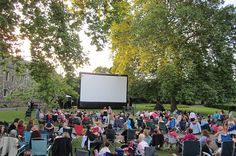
[79,73,128,108]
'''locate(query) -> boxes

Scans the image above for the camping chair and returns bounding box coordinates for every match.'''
[145,146,157,156]
[52,137,72,156]
[31,138,51,156]
[23,131,32,148]
[74,124,83,136]
[127,129,136,142]
[182,140,201,156]
[202,152,211,156]
[106,152,123,156]
[75,149,90,156]
[167,135,178,148]
[16,144,27,156]
[221,141,235,156]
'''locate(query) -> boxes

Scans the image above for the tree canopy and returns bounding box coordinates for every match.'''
[110,0,236,111]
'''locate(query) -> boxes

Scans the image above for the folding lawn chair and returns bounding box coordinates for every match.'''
[31,138,51,156]
[144,146,158,156]
[75,149,90,156]
[182,140,201,156]
[221,141,235,156]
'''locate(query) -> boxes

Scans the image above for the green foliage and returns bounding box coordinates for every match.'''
[93,66,111,74]
[111,0,236,111]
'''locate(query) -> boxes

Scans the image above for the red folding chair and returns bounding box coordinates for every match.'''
[74,125,83,136]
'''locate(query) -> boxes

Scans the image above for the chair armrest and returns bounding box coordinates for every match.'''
[17,144,27,156]
[202,152,211,156]
[47,145,52,152]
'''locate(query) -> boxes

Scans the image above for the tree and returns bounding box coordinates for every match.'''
[93,66,111,74]
[111,0,236,111]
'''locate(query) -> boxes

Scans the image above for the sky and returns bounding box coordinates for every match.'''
[20,0,236,74]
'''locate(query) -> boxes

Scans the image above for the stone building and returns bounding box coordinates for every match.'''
[0,62,31,104]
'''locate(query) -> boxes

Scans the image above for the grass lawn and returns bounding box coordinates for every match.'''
[0,109,35,123]
[135,104,236,116]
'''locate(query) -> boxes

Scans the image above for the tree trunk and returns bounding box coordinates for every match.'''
[155,98,165,111]
[170,97,177,112]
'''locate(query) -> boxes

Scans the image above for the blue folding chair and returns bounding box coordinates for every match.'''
[17,144,27,156]
[23,131,32,149]
[32,138,51,156]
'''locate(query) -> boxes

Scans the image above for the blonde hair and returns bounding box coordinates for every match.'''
[143,129,150,137]
[138,133,145,142]
[62,132,70,138]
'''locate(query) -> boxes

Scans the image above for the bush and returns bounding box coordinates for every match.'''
[206,104,236,112]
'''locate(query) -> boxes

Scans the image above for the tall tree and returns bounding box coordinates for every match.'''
[111,0,236,111]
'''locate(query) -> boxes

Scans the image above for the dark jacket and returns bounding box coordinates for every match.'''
[52,137,72,156]
[152,134,164,146]
[105,128,116,141]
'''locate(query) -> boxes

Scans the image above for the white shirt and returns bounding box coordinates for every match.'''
[98,147,111,156]
[136,141,149,156]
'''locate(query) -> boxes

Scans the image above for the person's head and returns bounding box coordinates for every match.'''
[18,120,24,126]
[31,130,41,138]
[9,129,17,137]
[13,118,19,127]
[28,119,34,125]
[62,132,70,138]
[108,124,113,129]
[39,124,44,131]
[187,128,193,134]
[104,141,110,147]
[13,118,20,124]
[202,130,209,137]
[138,133,145,142]
[205,138,213,146]
[143,128,150,137]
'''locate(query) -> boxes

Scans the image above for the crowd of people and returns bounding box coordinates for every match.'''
[0,106,236,156]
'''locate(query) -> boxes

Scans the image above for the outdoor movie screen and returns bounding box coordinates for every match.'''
[79,73,128,108]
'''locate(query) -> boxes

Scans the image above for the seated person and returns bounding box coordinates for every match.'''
[44,122,54,139]
[7,118,19,133]
[86,125,102,148]
[202,138,214,156]
[30,128,41,149]
[152,128,164,150]
[182,128,197,141]
[143,128,152,145]
[120,125,128,143]
[189,118,201,135]
[199,130,210,145]
[167,128,178,149]
[136,134,149,156]
[52,132,72,156]
[105,124,116,143]
[58,122,73,139]
[98,142,111,156]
